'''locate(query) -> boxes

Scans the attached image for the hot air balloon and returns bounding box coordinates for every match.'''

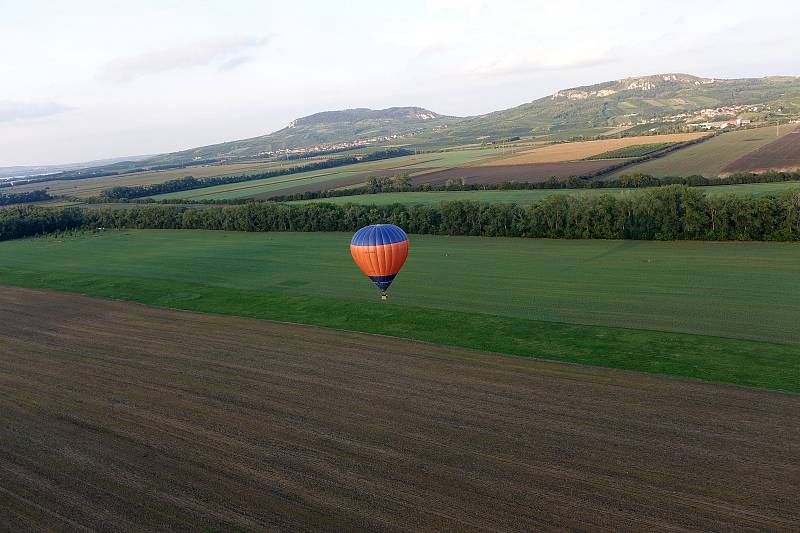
[350,224,409,300]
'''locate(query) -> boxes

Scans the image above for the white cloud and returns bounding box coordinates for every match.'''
[0,101,71,122]
[464,53,614,76]
[218,55,254,72]
[98,35,270,82]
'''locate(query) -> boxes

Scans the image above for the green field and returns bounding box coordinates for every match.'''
[395,148,499,168]
[586,142,675,160]
[152,150,499,201]
[153,168,368,201]
[291,181,800,206]
[1,230,798,392]
[6,160,291,198]
[614,126,792,177]
[701,181,800,196]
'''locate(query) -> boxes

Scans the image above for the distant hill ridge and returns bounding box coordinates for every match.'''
[428,73,800,142]
[287,107,442,128]
[39,73,800,173]
[145,106,457,165]
[552,74,717,100]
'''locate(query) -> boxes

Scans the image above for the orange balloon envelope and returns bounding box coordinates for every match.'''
[350,224,409,298]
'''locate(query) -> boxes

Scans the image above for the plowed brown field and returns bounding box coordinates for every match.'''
[1,287,798,531]
[723,127,800,173]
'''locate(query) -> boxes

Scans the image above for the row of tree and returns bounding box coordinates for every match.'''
[3,186,800,242]
[0,189,52,206]
[264,170,800,202]
[96,149,413,200]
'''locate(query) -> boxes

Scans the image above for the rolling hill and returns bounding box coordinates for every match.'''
[146,107,461,164]
[421,74,800,143]
[15,74,800,185]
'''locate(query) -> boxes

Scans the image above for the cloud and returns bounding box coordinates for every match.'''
[0,101,71,122]
[465,54,613,76]
[99,35,269,82]
[218,55,254,72]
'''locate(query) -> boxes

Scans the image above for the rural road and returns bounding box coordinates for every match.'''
[0,287,798,531]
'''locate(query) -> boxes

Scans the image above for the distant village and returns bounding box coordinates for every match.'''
[247,124,452,160]
[253,133,406,159]
[618,103,766,131]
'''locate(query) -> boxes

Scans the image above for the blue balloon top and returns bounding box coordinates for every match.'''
[351,224,408,246]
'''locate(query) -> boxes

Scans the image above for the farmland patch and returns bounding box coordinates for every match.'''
[1,287,797,530]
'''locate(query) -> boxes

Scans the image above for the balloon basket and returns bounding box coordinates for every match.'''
[380,292,388,301]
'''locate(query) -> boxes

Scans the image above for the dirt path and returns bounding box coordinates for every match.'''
[0,287,797,531]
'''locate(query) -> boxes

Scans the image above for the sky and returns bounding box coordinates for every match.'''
[1,0,799,166]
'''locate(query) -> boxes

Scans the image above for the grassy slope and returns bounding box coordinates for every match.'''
[0,230,798,392]
[426,76,800,143]
[613,126,793,177]
[291,181,800,206]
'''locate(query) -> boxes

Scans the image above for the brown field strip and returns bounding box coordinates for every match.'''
[412,160,619,185]
[0,287,798,531]
[723,127,800,173]
[480,132,710,165]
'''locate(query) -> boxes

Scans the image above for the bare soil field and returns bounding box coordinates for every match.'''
[1,287,798,531]
[412,160,620,185]
[478,133,709,165]
[723,127,800,173]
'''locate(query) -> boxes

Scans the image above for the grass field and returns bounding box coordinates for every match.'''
[409,161,620,185]
[151,150,505,201]
[614,125,794,177]
[480,133,708,165]
[293,189,619,205]
[154,168,367,200]
[5,150,498,203]
[0,230,798,391]
[2,287,797,530]
[396,148,499,168]
[585,142,676,159]
[5,160,289,198]
[290,181,800,206]
[149,152,489,200]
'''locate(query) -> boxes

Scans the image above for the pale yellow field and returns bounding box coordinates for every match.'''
[479,132,710,165]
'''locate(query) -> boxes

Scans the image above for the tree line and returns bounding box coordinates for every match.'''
[3,185,800,242]
[95,149,413,201]
[264,170,800,202]
[0,189,52,206]
[117,169,800,206]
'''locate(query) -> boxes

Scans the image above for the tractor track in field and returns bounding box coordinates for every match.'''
[0,286,798,531]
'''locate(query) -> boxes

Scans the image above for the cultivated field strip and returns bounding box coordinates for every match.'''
[0,287,798,531]
[723,127,800,173]
[409,160,619,185]
[614,125,796,177]
[478,133,709,165]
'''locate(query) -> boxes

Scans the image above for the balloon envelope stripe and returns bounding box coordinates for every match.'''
[351,224,408,246]
[349,242,409,276]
